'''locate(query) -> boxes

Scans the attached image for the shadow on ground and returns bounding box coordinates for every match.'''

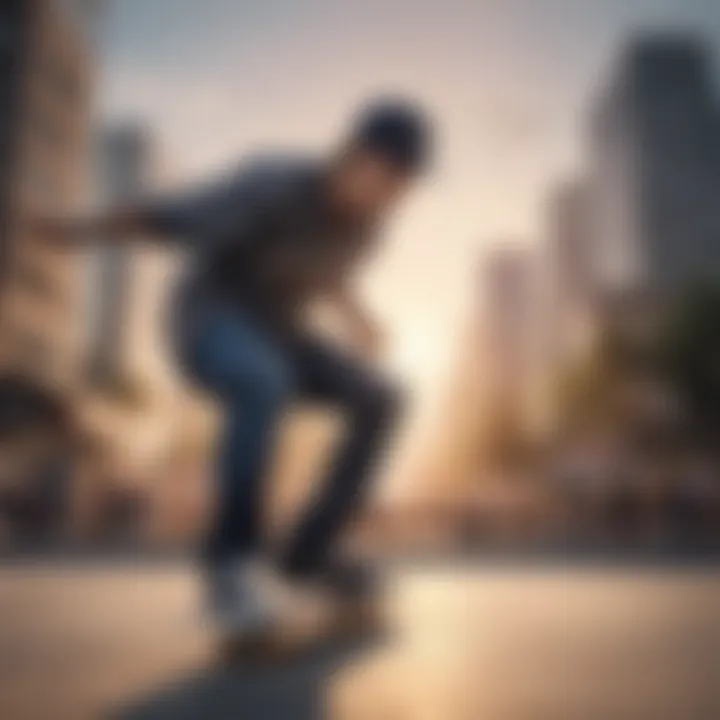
[114,635,381,720]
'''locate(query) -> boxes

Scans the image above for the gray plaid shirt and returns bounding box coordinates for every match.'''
[144,154,374,332]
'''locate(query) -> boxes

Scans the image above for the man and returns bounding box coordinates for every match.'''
[40,99,433,634]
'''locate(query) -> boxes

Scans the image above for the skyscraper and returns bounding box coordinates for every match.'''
[89,123,154,387]
[79,123,194,538]
[89,121,185,399]
[590,34,720,296]
[479,245,536,450]
[546,178,599,363]
[0,0,93,387]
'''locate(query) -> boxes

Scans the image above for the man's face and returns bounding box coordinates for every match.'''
[332,151,414,218]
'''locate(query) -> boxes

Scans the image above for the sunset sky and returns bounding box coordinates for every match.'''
[96,0,720,461]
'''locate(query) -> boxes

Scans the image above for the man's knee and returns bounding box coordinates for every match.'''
[228,359,293,411]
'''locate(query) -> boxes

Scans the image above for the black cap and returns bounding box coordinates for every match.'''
[349,98,434,174]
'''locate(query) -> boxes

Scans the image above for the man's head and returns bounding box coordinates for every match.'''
[330,98,434,218]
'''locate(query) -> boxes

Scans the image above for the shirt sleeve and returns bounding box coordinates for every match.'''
[139,156,297,247]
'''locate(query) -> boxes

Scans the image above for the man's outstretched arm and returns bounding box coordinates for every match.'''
[29,155,308,250]
[28,206,162,248]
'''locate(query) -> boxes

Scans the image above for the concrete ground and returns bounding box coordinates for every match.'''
[0,561,719,719]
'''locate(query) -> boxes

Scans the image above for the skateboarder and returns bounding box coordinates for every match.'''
[37,99,433,635]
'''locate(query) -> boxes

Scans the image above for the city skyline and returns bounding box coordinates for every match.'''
[96,0,720,405]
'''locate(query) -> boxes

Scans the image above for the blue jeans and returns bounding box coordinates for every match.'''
[178,300,401,574]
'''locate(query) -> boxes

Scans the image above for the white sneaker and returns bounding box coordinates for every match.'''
[206,559,340,641]
[252,563,349,639]
[205,560,276,638]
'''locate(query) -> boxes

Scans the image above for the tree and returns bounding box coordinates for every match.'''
[555,325,641,436]
[653,284,720,446]
[557,282,720,451]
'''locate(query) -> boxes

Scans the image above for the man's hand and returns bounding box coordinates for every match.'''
[355,313,386,361]
[329,291,386,361]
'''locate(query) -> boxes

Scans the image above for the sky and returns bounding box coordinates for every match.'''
[96,0,720,445]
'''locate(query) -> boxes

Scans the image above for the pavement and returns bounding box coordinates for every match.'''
[1,560,719,719]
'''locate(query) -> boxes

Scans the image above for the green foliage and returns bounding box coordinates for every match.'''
[654,284,720,434]
[557,282,720,445]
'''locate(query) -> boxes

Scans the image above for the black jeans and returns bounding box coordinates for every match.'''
[179,300,401,575]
